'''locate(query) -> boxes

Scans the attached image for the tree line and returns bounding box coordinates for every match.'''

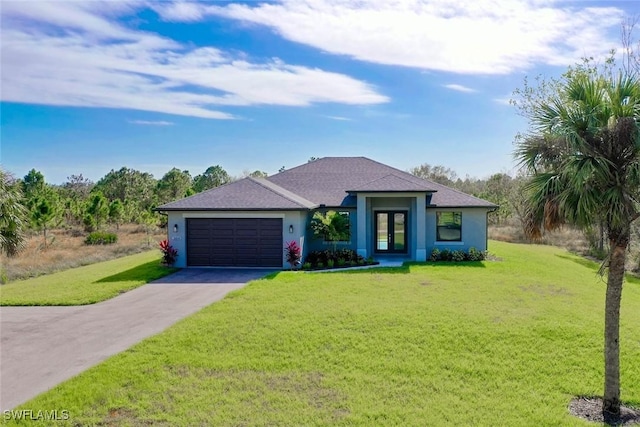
[0,165,269,255]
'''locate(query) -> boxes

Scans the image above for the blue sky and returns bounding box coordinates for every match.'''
[1,0,638,184]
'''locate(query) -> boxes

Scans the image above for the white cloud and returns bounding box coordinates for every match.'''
[195,0,624,74]
[0,2,388,120]
[129,120,175,126]
[443,84,477,93]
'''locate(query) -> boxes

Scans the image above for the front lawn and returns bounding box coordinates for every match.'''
[6,241,640,425]
[0,251,177,306]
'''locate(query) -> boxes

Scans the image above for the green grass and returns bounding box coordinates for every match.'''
[0,251,177,305]
[4,241,640,426]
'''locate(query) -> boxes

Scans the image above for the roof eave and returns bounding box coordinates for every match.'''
[346,189,437,194]
[427,204,499,209]
[155,207,313,212]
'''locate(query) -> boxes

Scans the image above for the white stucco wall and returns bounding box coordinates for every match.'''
[165,211,307,268]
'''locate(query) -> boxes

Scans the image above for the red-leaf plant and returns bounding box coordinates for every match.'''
[284,240,301,270]
[159,239,178,266]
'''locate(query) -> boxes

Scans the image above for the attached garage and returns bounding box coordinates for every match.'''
[186,218,283,267]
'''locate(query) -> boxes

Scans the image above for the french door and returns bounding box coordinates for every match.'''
[375,211,407,253]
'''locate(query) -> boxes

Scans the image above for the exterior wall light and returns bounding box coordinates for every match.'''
[173,224,179,233]
[289,224,294,233]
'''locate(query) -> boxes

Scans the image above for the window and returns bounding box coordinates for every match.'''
[436,211,462,241]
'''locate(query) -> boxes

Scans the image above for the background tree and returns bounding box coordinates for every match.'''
[85,192,109,231]
[156,168,193,204]
[21,170,61,247]
[94,167,157,212]
[408,163,458,186]
[193,165,231,193]
[59,174,94,226]
[514,66,640,421]
[245,170,268,178]
[0,169,27,256]
[477,173,514,225]
[30,192,59,248]
[21,168,46,201]
[108,199,124,230]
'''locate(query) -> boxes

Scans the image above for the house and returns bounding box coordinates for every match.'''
[157,157,497,268]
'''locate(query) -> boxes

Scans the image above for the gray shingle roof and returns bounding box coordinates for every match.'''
[268,157,496,208]
[427,180,497,208]
[157,177,316,210]
[157,157,497,210]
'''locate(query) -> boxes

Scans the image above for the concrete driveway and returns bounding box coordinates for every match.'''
[0,268,273,411]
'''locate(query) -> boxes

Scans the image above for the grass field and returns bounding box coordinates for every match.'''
[0,251,177,306]
[4,241,640,426]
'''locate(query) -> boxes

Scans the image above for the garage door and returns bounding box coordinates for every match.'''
[186,218,283,267]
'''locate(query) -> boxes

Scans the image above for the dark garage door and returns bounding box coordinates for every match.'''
[186,218,283,267]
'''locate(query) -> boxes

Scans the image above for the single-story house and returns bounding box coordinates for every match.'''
[157,157,497,268]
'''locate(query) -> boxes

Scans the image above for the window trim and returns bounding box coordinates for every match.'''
[436,211,462,242]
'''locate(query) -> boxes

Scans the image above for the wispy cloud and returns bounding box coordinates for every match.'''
[128,120,175,126]
[190,0,623,74]
[443,84,477,93]
[153,1,204,22]
[0,2,388,120]
[325,116,352,121]
[493,97,512,106]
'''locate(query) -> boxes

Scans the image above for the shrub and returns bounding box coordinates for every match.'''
[451,250,466,262]
[327,259,335,268]
[159,239,178,266]
[316,262,324,269]
[85,232,118,245]
[302,262,312,270]
[304,249,360,266]
[428,247,486,262]
[337,258,346,267]
[468,247,486,261]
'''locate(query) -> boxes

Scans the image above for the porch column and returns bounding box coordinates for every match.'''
[416,194,427,261]
[357,194,367,258]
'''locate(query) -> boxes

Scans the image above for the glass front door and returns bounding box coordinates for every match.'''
[375,211,407,253]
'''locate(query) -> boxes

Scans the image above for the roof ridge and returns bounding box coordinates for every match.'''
[349,173,437,192]
[251,177,317,209]
[273,156,369,176]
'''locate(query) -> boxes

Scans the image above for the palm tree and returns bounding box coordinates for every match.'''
[515,71,640,421]
[0,169,27,257]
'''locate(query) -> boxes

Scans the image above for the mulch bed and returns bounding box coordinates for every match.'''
[569,397,640,425]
